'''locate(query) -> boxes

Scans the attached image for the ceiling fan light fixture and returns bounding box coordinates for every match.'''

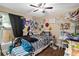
[30,3,53,13]
[33,9,39,12]
[42,10,45,13]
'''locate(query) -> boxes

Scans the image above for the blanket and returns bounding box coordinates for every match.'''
[8,38,33,55]
[11,46,29,56]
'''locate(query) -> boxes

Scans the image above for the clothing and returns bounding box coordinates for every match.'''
[11,46,29,56]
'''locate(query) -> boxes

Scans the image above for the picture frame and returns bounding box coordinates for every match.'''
[60,23,70,30]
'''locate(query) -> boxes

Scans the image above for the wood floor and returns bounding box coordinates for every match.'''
[36,47,65,56]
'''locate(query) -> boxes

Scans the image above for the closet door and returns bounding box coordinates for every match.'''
[9,14,24,37]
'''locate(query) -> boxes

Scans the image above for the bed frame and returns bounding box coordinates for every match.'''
[32,42,51,56]
[1,41,51,56]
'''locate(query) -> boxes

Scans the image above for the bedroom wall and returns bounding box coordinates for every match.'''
[29,10,75,39]
[0,5,78,40]
[0,6,30,43]
[0,5,25,17]
[24,13,75,40]
[45,12,75,39]
[0,12,14,43]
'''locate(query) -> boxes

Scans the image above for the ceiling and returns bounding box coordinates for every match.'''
[0,3,79,17]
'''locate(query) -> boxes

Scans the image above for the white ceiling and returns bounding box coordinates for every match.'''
[0,3,79,17]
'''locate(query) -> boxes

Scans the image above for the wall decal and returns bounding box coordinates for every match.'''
[45,23,49,27]
[60,23,70,30]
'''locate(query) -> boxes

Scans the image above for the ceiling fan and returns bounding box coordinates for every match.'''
[30,3,53,13]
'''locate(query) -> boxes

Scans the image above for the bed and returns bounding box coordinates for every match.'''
[30,34,52,55]
[1,32,53,56]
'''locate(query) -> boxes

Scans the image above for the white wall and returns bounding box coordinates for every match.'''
[0,12,14,43]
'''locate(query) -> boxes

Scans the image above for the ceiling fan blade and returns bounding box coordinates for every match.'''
[38,3,42,7]
[33,9,39,12]
[30,4,37,7]
[45,7,53,9]
[43,3,46,6]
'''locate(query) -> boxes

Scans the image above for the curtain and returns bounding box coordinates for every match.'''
[9,14,24,37]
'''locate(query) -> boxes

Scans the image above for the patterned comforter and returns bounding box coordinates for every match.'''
[30,33,52,52]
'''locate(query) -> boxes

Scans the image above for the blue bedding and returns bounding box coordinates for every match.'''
[8,33,52,56]
[8,38,33,55]
[21,39,33,52]
[11,46,30,56]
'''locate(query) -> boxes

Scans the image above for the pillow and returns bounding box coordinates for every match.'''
[11,46,30,56]
[21,36,38,43]
[9,37,33,54]
[21,39,33,52]
[29,38,38,42]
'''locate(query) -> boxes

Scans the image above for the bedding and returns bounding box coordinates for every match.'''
[11,46,30,56]
[8,32,52,56]
[21,39,33,52]
[9,38,33,55]
[31,38,51,51]
[30,33,52,52]
[21,36,38,43]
